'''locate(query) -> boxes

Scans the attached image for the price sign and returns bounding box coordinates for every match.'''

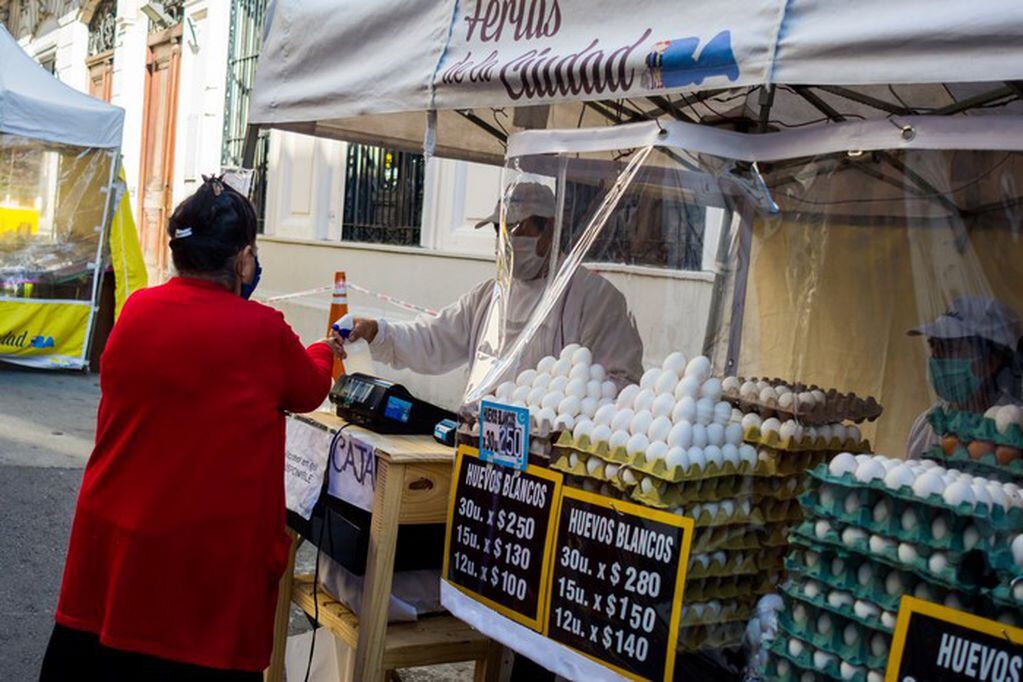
[544,487,693,682]
[443,445,562,630]
[886,596,1023,682]
[479,400,530,470]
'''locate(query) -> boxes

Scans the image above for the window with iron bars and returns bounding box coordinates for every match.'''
[559,180,706,271]
[342,145,424,247]
[221,0,268,231]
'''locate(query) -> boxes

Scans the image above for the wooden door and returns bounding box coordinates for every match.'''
[87,54,113,102]
[138,28,181,282]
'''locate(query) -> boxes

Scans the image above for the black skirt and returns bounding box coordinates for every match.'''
[39,624,262,682]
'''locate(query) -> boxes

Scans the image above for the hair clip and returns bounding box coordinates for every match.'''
[174,227,193,238]
[201,173,226,196]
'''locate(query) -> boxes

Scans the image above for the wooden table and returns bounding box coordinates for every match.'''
[265,412,500,682]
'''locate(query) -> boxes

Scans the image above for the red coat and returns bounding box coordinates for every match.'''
[56,277,334,671]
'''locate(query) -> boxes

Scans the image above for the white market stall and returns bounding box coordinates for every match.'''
[248,3,1023,681]
[0,24,138,370]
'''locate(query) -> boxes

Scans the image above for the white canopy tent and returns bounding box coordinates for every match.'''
[250,0,1023,163]
[0,25,123,148]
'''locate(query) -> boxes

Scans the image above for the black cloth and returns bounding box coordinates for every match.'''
[39,624,262,682]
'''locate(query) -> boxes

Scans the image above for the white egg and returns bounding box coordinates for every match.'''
[621,468,638,486]
[827,452,857,477]
[739,444,758,467]
[854,459,887,483]
[687,447,706,472]
[987,484,1009,511]
[608,429,630,451]
[963,524,981,550]
[516,369,537,387]
[721,376,741,394]
[884,464,917,491]
[552,358,573,378]
[568,452,581,469]
[593,403,616,425]
[871,634,889,659]
[626,433,649,457]
[827,591,854,609]
[568,363,590,383]
[496,381,516,400]
[868,671,884,682]
[651,393,675,419]
[1012,535,1023,568]
[814,651,837,670]
[535,407,557,430]
[695,398,715,425]
[654,370,678,396]
[739,380,759,399]
[704,445,723,468]
[559,344,582,361]
[842,527,867,546]
[854,599,881,620]
[996,405,1023,433]
[536,355,557,375]
[549,376,570,394]
[698,378,722,402]
[584,379,603,400]
[573,419,595,441]
[610,408,635,432]
[704,423,725,447]
[541,390,565,411]
[869,534,894,555]
[584,456,604,477]
[722,423,743,446]
[570,347,592,367]
[843,624,860,648]
[847,424,862,443]
[928,551,949,575]
[640,368,660,390]
[672,396,697,423]
[646,441,669,462]
[513,385,532,404]
[740,412,762,431]
[914,582,934,601]
[873,499,893,523]
[944,479,976,508]
[633,388,656,412]
[639,476,662,496]
[814,520,832,539]
[761,417,782,436]
[565,378,588,399]
[840,662,862,681]
[666,421,693,450]
[897,543,920,564]
[684,355,711,381]
[912,471,945,499]
[788,638,805,658]
[712,401,731,426]
[630,410,654,436]
[604,464,620,479]
[601,381,617,399]
[816,613,833,635]
[531,372,552,391]
[662,351,688,377]
[779,420,800,441]
[721,444,740,467]
[675,378,702,404]
[584,362,604,381]
[579,396,599,419]
[665,446,687,469]
[804,579,822,599]
[554,413,576,432]
[691,423,708,448]
[881,611,897,629]
[884,572,905,596]
[590,424,612,446]
[616,384,640,409]
[647,416,672,443]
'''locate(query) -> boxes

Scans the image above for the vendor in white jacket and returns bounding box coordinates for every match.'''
[342,182,644,389]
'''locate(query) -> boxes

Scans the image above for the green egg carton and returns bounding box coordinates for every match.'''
[800,485,992,559]
[931,406,1023,450]
[765,648,831,682]
[923,444,1023,483]
[778,593,891,670]
[784,544,903,613]
[780,576,894,637]
[807,466,1023,532]
[767,630,845,681]
[986,581,1023,610]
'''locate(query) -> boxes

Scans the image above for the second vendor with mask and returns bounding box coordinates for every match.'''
[341,182,644,388]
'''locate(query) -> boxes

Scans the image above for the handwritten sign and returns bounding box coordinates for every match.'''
[886,596,1023,682]
[443,446,562,630]
[479,400,530,470]
[544,488,693,682]
[284,417,331,519]
[326,428,376,512]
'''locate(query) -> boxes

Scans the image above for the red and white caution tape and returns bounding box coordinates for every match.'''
[262,282,439,317]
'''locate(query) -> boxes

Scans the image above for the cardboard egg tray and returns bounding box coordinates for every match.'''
[685,570,781,603]
[679,596,755,628]
[676,621,746,654]
[802,482,1003,558]
[691,523,775,553]
[929,406,1023,451]
[742,425,870,454]
[777,597,891,671]
[724,377,883,425]
[784,544,908,615]
[687,548,785,580]
[923,444,1023,484]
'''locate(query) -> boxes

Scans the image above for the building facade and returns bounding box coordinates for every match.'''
[2,0,721,409]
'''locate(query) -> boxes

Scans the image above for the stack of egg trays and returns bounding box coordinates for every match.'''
[762,649,835,682]
[926,407,1023,482]
[801,464,1022,614]
[456,413,557,460]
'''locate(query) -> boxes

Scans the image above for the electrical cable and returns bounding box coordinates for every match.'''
[304,422,352,682]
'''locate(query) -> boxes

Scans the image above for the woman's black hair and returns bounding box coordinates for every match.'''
[167,175,258,283]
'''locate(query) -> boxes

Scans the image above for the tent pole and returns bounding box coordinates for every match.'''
[722,200,755,377]
[701,207,734,360]
[241,123,260,168]
[82,153,121,371]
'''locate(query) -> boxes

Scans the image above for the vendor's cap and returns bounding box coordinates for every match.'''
[474,182,556,229]
[909,296,1022,350]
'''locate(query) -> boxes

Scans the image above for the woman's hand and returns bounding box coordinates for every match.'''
[324,333,347,359]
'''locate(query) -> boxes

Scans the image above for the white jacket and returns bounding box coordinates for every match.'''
[369,266,644,391]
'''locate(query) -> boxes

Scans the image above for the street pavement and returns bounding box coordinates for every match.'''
[0,366,471,681]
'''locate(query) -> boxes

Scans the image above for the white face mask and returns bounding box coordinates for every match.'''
[509,234,547,281]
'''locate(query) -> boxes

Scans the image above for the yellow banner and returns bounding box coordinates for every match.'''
[0,300,91,368]
[0,204,40,235]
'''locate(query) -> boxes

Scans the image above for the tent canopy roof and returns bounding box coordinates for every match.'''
[0,24,123,149]
[250,0,1023,164]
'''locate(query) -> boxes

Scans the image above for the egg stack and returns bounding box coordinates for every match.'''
[545,353,802,655]
[926,404,1023,481]
[459,344,619,459]
[724,378,883,426]
[765,453,1023,681]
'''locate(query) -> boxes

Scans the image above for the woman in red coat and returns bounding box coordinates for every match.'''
[40,177,340,681]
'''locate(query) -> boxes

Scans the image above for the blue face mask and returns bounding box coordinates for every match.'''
[240,254,261,300]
